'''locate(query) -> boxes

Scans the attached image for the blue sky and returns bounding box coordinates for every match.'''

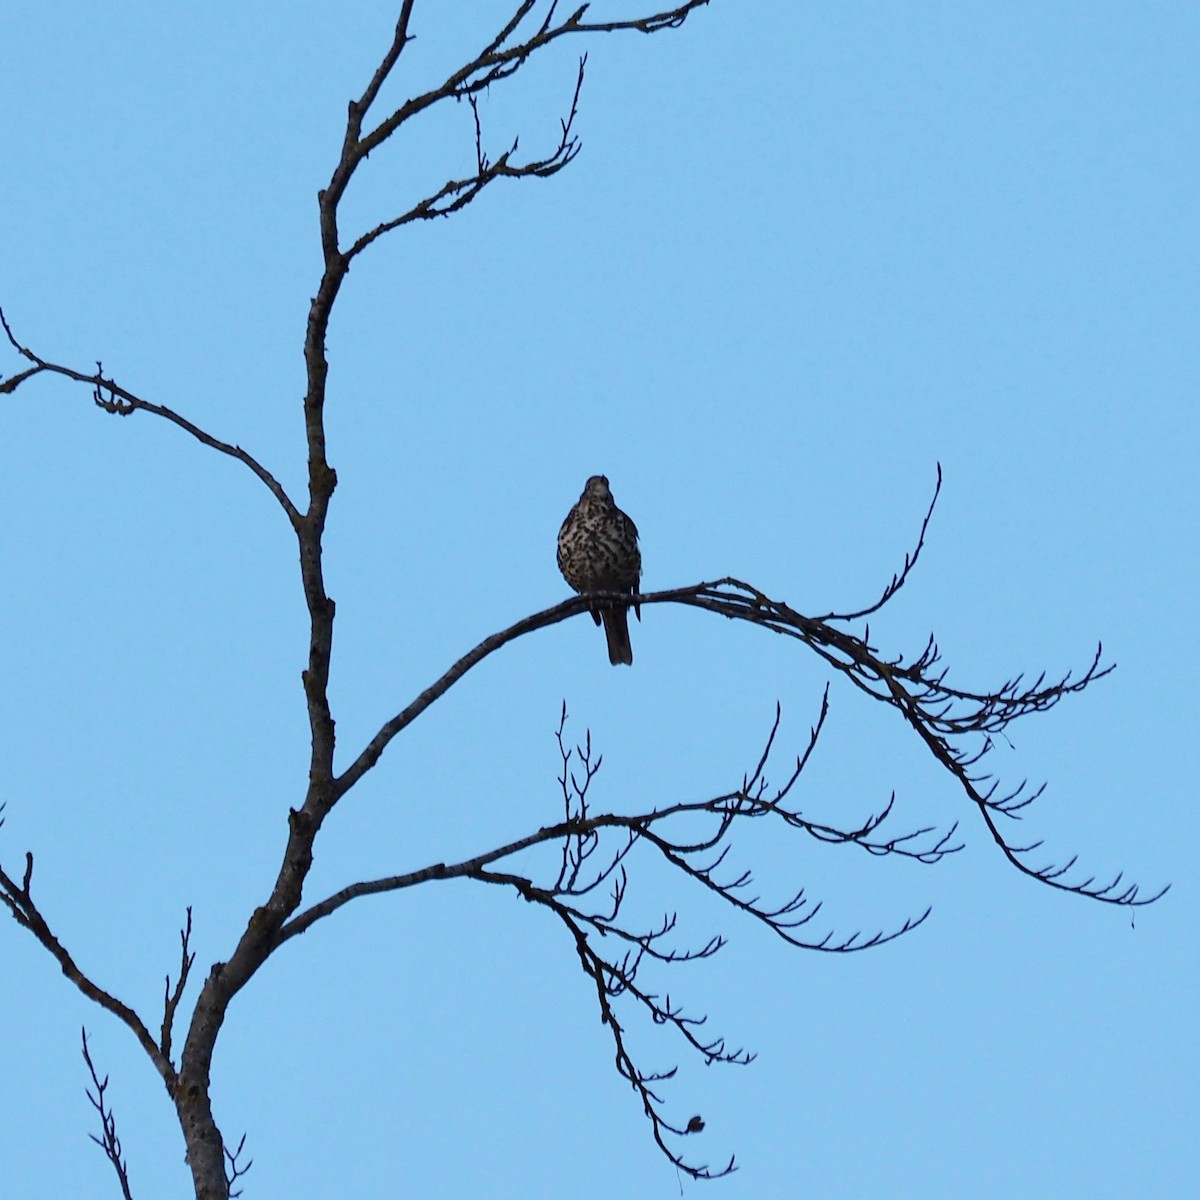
[1,3,1195,1197]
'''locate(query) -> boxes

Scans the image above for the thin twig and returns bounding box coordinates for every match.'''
[82,1028,136,1200]
[161,908,195,1063]
[225,1132,254,1198]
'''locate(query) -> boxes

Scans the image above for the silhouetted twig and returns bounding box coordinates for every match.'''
[224,1133,253,1198]
[161,909,196,1064]
[82,1028,135,1200]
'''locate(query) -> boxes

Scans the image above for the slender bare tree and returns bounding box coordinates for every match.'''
[0,5,1166,1197]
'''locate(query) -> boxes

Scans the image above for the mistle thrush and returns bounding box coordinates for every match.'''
[557,475,642,666]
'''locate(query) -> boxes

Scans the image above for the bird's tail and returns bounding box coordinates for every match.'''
[601,607,633,666]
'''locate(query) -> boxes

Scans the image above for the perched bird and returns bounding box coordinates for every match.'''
[557,475,642,666]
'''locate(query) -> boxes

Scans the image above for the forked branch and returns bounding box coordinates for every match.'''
[0,831,174,1087]
[82,1028,136,1200]
[335,469,1164,908]
[350,1,711,170]
[224,1134,253,1199]
[278,699,947,1177]
[161,909,196,1064]
[344,56,586,261]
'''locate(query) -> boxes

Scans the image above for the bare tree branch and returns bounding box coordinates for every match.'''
[269,679,971,1180]
[161,909,196,1064]
[0,310,301,528]
[816,462,943,622]
[561,908,737,1180]
[351,1,418,136]
[224,1134,253,1199]
[281,697,943,947]
[328,559,1161,907]
[288,702,926,1179]
[343,55,586,263]
[82,1028,136,1200]
[321,2,711,268]
[0,839,175,1088]
[354,1,711,165]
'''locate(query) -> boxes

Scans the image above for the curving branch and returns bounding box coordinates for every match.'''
[655,582,1163,905]
[331,558,1160,906]
[0,823,175,1089]
[286,699,944,945]
[0,311,301,527]
[816,462,943,623]
[278,699,947,1177]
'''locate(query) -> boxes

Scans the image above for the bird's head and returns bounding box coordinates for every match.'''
[583,475,612,500]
